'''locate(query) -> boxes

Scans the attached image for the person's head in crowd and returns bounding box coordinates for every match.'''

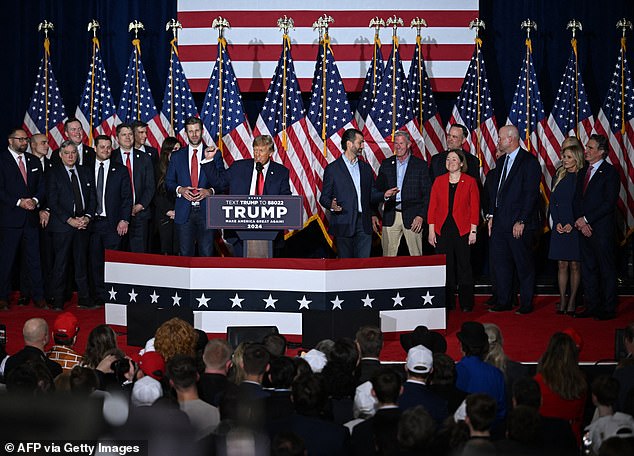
[6,360,54,395]
[116,123,134,151]
[52,312,79,347]
[400,325,447,354]
[483,323,509,374]
[314,338,335,356]
[397,406,436,453]
[54,372,71,392]
[447,123,469,150]
[263,333,287,358]
[506,405,541,446]
[430,352,458,386]
[138,351,166,381]
[64,118,84,146]
[355,325,383,359]
[465,393,497,436]
[157,136,181,187]
[406,345,434,382]
[537,332,586,400]
[321,337,360,398]
[82,324,117,369]
[624,322,634,358]
[203,338,233,375]
[184,116,204,147]
[512,377,541,409]
[131,120,149,149]
[167,355,199,395]
[8,127,29,154]
[326,337,359,371]
[154,318,197,362]
[252,134,276,166]
[341,128,365,159]
[586,134,609,164]
[241,343,270,383]
[292,373,328,416]
[271,432,306,456]
[457,321,489,359]
[292,356,312,381]
[22,318,49,351]
[110,354,139,386]
[561,327,584,353]
[268,356,295,390]
[598,436,634,456]
[131,375,163,407]
[592,375,620,409]
[29,133,49,158]
[371,367,402,405]
[227,341,248,385]
[69,365,99,395]
[59,140,79,167]
[353,381,378,419]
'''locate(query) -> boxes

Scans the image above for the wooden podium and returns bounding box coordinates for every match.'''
[206,195,303,258]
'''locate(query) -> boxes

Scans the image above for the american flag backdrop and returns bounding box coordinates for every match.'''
[354,36,384,131]
[75,37,118,147]
[545,42,594,155]
[447,39,497,182]
[362,34,423,175]
[159,38,199,147]
[176,0,478,93]
[408,33,446,162]
[23,38,67,151]
[507,38,554,197]
[201,38,253,167]
[305,33,355,239]
[253,34,315,225]
[116,39,168,150]
[594,38,634,237]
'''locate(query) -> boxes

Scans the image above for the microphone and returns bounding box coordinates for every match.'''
[255,162,264,173]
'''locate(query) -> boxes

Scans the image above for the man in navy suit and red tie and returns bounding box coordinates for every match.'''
[203,134,292,257]
[0,128,47,310]
[374,131,431,256]
[573,134,620,320]
[166,117,217,257]
[485,125,541,315]
[111,123,154,253]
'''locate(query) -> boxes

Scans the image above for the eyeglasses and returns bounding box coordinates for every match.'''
[10,137,29,142]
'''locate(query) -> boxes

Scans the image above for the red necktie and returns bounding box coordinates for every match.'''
[124,151,135,200]
[17,155,27,185]
[583,164,593,194]
[256,169,264,195]
[191,149,199,195]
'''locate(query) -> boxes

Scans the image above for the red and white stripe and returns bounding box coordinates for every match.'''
[176,0,478,93]
[74,108,118,144]
[23,115,66,151]
[202,121,254,168]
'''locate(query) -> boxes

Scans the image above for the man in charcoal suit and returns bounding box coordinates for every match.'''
[51,118,95,166]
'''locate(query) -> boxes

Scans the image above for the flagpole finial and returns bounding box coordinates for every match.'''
[277,16,295,35]
[469,18,486,39]
[386,15,403,37]
[410,18,428,37]
[128,20,145,40]
[520,19,537,40]
[212,17,230,38]
[87,20,100,37]
[312,14,334,40]
[38,20,54,39]
[166,19,182,39]
[616,18,633,37]
[369,17,385,39]
[566,19,582,39]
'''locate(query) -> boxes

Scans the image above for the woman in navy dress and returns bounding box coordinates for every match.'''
[548,138,584,315]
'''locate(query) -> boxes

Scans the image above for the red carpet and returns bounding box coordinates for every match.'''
[1,293,632,364]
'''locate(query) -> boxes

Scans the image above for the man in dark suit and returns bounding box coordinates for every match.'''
[573,134,620,320]
[131,120,159,168]
[203,134,292,257]
[87,135,133,307]
[375,131,431,256]
[0,128,47,310]
[486,125,541,314]
[355,325,383,385]
[319,128,390,258]
[18,133,53,306]
[166,117,217,257]
[46,140,95,310]
[111,123,154,253]
[430,123,481,182]
[51,118,95,167]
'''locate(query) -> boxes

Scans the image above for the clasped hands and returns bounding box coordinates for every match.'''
[574,217,593,237]
[179,186,212,202]
[67,215,90,229]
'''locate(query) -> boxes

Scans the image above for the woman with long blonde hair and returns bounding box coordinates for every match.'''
[548,137,585,314]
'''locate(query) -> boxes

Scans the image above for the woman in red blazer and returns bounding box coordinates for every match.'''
[428,149,480,311]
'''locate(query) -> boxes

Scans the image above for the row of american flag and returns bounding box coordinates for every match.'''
[21,20,634,238]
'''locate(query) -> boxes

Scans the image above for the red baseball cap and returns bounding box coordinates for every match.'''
[139,351,165,381]
[53,312,79,340]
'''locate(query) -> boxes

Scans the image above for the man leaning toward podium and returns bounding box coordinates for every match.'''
[202,135,292,257]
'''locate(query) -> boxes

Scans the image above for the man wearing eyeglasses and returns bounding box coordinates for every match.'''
[0,128,47,310]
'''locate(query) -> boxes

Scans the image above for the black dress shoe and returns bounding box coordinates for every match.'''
[574,310,595,319]
[595,312,616,321]
[0,299,8,310]
[17,296,30,306]
[77,297,97,309]
[516,307,533,315]
[489,305,512,312]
